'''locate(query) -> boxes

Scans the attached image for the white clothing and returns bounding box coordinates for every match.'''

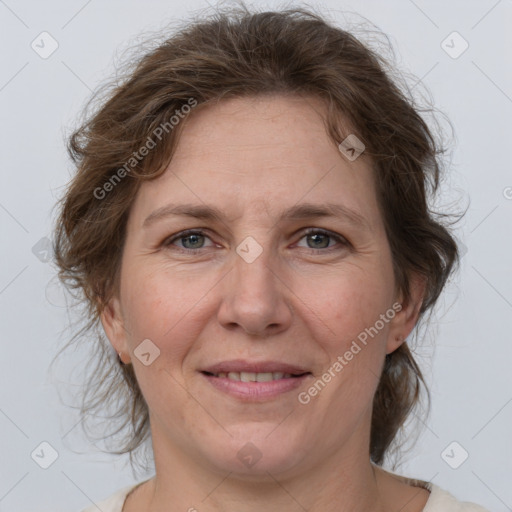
[80,476,491,512]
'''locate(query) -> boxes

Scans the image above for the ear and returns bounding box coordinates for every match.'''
[100,296,131,364]
[386,272,427,355]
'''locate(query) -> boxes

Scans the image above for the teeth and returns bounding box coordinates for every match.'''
[214,371,295,381]
[256,372,273,382]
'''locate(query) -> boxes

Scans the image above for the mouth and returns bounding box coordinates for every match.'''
[199,360,312,401]
[201,370,309,381]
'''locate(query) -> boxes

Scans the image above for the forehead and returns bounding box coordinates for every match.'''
[172,94,341,166]
[129,95,381,230]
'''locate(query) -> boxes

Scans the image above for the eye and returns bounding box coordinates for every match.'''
[296,228,349,252]
[161,228,349,254]
[162,229,215,253]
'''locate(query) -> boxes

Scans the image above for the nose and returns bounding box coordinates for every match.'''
[217,249,293,338]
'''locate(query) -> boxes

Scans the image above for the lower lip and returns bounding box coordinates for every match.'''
[200,372,310,401]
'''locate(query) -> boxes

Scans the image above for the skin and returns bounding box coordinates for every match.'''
[101,95,429,512]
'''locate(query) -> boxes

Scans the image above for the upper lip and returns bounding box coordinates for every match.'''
[201,359,311,375]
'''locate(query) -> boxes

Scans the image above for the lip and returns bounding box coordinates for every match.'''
[201,359,310,375]
[200,372,311,401]
[199,359,312,401]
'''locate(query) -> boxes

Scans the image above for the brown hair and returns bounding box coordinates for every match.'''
[53,5,460,469]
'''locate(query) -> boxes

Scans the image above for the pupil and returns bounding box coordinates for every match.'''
[184,234,203,248]
[309,233,328,249]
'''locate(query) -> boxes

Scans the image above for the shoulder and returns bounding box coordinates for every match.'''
[78,482,142,512]
[377,467,491,512]
[76,477,491,512]
[424,483,491,512]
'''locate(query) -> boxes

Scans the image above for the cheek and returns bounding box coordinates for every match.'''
[293,260,393,409]
[294,261,394,350]
[120,262,218,362]
[119,267,210,421]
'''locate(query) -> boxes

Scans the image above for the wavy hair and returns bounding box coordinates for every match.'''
[53,4,461,470]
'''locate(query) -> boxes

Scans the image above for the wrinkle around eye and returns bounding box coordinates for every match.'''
[157,227,355,257]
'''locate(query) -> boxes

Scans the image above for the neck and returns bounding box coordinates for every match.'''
[139,422,389,512]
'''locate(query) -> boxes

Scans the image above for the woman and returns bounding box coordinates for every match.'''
[54,6,490,512]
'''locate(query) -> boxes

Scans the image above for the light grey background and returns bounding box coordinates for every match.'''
[1,0,511,511]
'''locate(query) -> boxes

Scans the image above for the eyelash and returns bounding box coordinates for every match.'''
[161,228,349,254]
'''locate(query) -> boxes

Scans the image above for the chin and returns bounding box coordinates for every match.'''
[200,425,310,478]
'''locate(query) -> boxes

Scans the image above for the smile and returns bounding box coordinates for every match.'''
[200,370,312,401]
[205,371,303,381]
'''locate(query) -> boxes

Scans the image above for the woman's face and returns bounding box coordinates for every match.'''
[103,95,422,478]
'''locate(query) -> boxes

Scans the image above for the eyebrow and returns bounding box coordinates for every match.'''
[142,202,371,230]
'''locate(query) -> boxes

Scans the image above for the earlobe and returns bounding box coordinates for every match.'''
[386,273,427,355]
